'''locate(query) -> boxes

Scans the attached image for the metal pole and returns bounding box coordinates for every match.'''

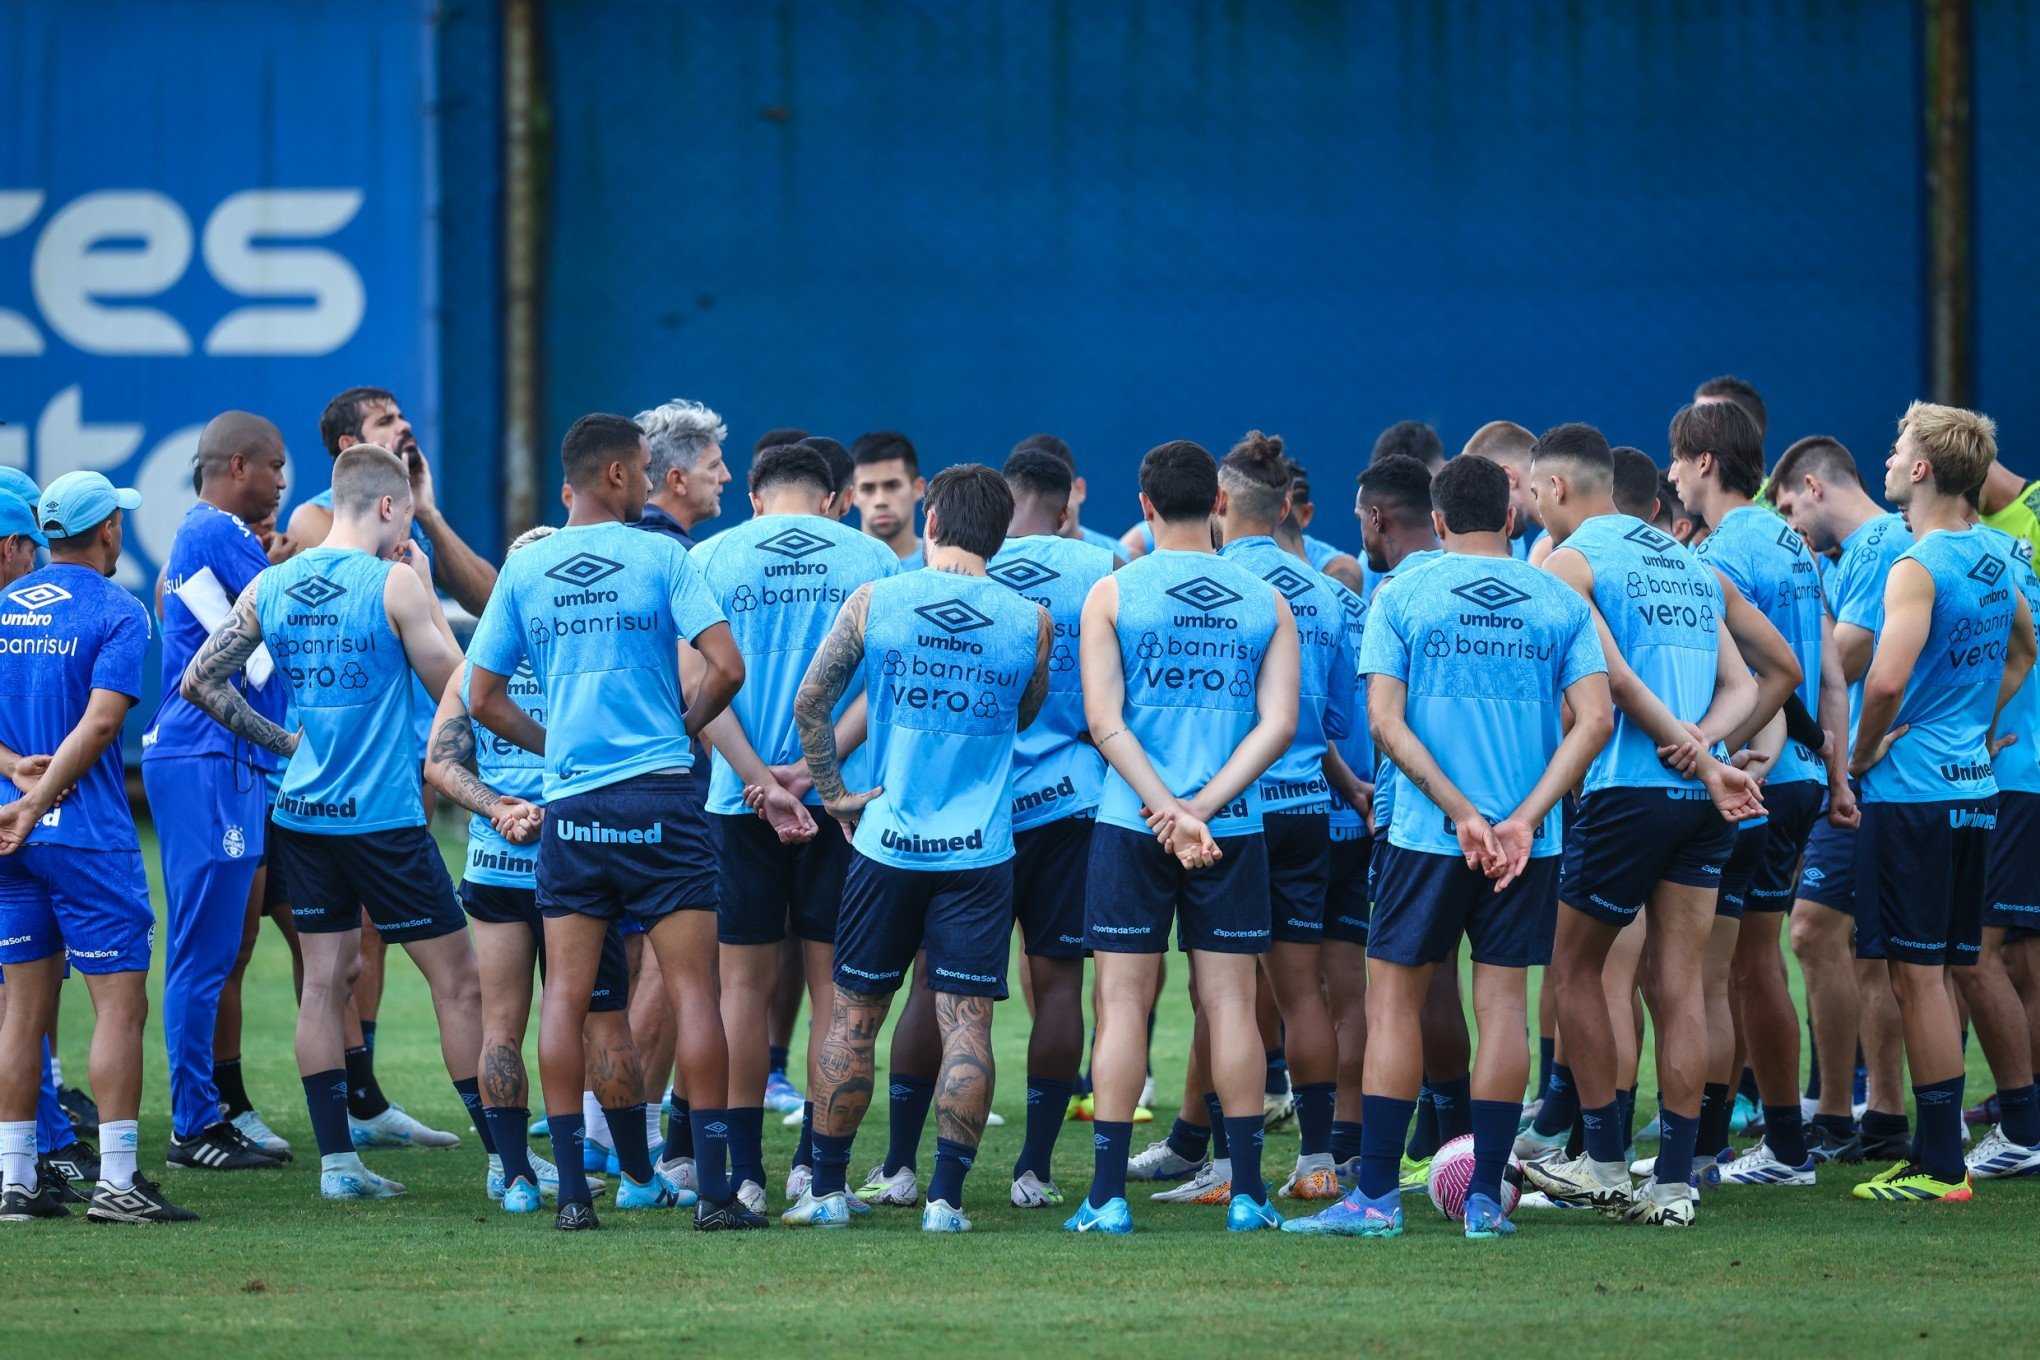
[502,0,544,533]
[1924,0,1974,408]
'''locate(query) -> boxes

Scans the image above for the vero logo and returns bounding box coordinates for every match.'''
[1450,577,1532,612]
[915,598,995,635]
[545,553,625,588]
[282,576,345,609]
[756,527,833,560]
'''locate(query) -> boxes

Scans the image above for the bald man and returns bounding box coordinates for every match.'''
[1460,421,1544,561]
[143,412,295,1171]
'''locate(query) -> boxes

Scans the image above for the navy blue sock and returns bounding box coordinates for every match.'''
[1861,1108,1909,1139]
[1998,1084,2040,1146]
[1203,1092,1229,1158]
[343,1045,389,1121]
[1224,1115,1266,1203]
[813,1129,855,1198]
[361,1019,377,1053]
[1294,1081,1336,1157]
[1914,1075,1966,1181]
[1763,1104,1807,1166]
[216,1057,254,1121]
[883,1075,935,1176]
[1696,1082,1733,1159]
[1433,1075,1473,1143]
[302,1068,352,1158]
[794,1101,814,1172]
[692,1107,733,1202]
[1738,1066,1760,1101]
[1408,1081,1440,1159]
[1264,1047,1289,1096]
[1088,1119,1132,1208]
[455,1079,497,1154]
[768,1044,790,1075]
[548,1112,590,1204]
[726,1106,766,1189]
[1804,1029,1822,1100]
[1616,1087,1638,1150]
[1166,1115,1210,1164]
[1331,1119,1364,1164]
[1536,1036,1555,1101]
[1533,1063,1577,1137]
[661,1099,693,1164]
[1469,1099,1520,1204]
[604,1102,652,1182]
[1359,1095,1417,1199]
[1657,1108,1699,1187]
[1017,1075,1073,1181]
[929,1136,975,1208]
[486,1105,534,1184]
[1812,1111,1856,1138]
[1581,1101,1624,1164]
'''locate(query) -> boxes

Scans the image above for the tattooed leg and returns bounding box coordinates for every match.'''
[811,987,892,1139]
[934,992,996,1150]
[584,1011,643,1110]
[472,919,537,1108]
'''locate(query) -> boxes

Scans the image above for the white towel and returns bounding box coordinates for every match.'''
[173,566,275,688]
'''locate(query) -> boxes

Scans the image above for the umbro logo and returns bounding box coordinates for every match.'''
[1969,556,2006,588]
[545,553,626,588]
[756,527,832,561]
[1450,576,1532,612]
[1776,524,1805,553]
[915,598,995,635]
[1622,522,1677,552]
[1339,591,1366,626]
[1165,576,1243,613]
[281,576,345,609]
[1262,564,1315,603]
[5,582,71,611]
[988,557,1060,592]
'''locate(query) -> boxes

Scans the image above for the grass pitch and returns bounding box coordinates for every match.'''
[2,822,2033,1359]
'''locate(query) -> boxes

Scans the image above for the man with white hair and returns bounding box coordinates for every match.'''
[633,399,732,549]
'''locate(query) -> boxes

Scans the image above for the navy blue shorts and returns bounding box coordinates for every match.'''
[1324,826,1372,945]
[1716,819,1768,920]
[0,845,153,974]
[1083,822,1270,955]
[1265,810,1330,944]
[1747,780,1824,911]
[1369,845,1559,968]
[460,880,629,1012]
[1855,798,1994,967]
[1795,784,1858,915]
[834,853,1013,997]
[269,824,465,944]
[1012,815,1092,960]
[1560,787,1737,926]
[1984,791,2040,936]
[537,772,718,924]
[712,811,850,946]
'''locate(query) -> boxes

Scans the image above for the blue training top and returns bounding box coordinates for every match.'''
[1324,574,1373,834]
[1219,536,1356,814]
[1367,548,1443,838]
[1828,512,1912,734]
[144,502,287,770]
[1695,505,1828,786]
[1985,529,2040,798]
[460,661,544,888]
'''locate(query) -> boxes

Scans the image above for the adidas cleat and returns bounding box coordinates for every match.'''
[1463,1191,1516,1239]
[854,1164,920,1207]
[319,1165,406,1200]
[1011,1170,1065,1207]
[1715,1142,1816,1186]
[1226,1194,1284,1231]
[166,1122,282,1171]
[1281,1188,1403,1237]
[349,1105,459,1150]
[1619,1178,1696,1226]
[1852,1164,1972,1202]
[1277,1161,1341,1201]
[86,1176,196,1224]
[921,1198,972,1232]
[781,1189,852,1227]
[500,1176,542,1213]
[1152,1160,1232,1204]
[488,1152,597,1201]
[231,1110,292,1160]
[1126,1139,1201,1182]
[764,1071,805,1115]
[1965,1127,2040,1180]
[555,1199,600,1231]
[694,1195,770,1231]
[1063,1195,1134,1234]
[0,1179,70,1221]
[615,1169,693,1210]
[1520,1153,1633,1212]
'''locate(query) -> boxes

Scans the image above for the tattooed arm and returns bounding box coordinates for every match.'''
[794,584,879,830]
[1017,604,1053,731]
[180,579,298,757]
[422,670,541,843]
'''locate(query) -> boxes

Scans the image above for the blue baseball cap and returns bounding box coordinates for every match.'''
[0,466,37,506]
[37,470,142,538]
[0,491,45,547]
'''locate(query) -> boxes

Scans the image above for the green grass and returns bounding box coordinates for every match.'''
[5,820,2034,1359]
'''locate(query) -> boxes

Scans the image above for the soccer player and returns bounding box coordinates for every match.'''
[1519,420,1771,1227]
[1768,434,1914,1159]
[1063,440,1300,1236]
[0,472,194,1223]
[1280,459,1366,594]
[851,432,926,568]
[423,524,620,1211]
[1373,420,1447,475]
[1288,454,1612,1240]
[1850,403,2034,1202]
[1212,432,1357,1202]
[799,436,858,522]
[144,411,293,1172]
[1460,421,1545,560]
[1977,452,2040,562]
[985,447,1117,1206]
[466,414,749,1231]
[1009,434,1124,555]
[1693,375,1768,451]
[184,444,494,1203]
[687,441,898,1211]
[784,464,1051,1233]
[1673,407,1847,1185]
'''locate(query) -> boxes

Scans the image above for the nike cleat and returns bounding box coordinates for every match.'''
[319,1165,406,1200]
[86,1176,197,1225]
[1264,1088,1296,1131]
[1805,1123,1861,1164]
[1063,1196,1134,1234]
[1462,1191,1516,1239]
[764,1071,805,1115]
[1280,1188,1403,1237]
[1517,1097,1544,1133]
[1126,1140,1201,1182]
[1010,1170,1065,1207]
[615,1169,692,1210]
[488,1152,597,1201]
[785,1162,812,1201]
[1857,1129,1912,1163]
[1514,1126,1567,1163]
[781,1189,852,1227]
[0,1179,69,1221]
[1277,1160,1341,1202]
[694,1195,770,1231]
[581,1139,612,1174]
[1629,1155,1656,1178]
[349,1105,459,1150]
[1398,1155,1431,1193]
[231,1110,292,1160]
[736,1180,767,1215]
[921,1198,972,1233]
[555,1199,600,1231]
[1521,1153,1633,1212]
[1715,1142,1817,1186]
[1226,1194,1284,1231]
[1513,1190,1582,1211]
[1729,1094,1761,1136]
[528,1114,550,1137]
[1619,1178,1696,1226]
[1965,1127,2040,1180]
[1152,1160,1232,1204]
[166,1122,283,1171]
[854,1165,920,1207]
[656,1153,697,1194]
[500,1176,542,1213]
[1852,1164,1972,1202]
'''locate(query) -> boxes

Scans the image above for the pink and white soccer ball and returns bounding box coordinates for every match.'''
[1426,1133,1523,1219]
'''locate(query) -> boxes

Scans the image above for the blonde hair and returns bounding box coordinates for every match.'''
[1899,401,1998,497]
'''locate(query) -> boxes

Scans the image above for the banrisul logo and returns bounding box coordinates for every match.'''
[6,582,71,611]
[988,557,1059,593]
[1166,575,1243,630]
[1969,555,2007,588]
[546,552,625,605]
[1263,564,1315,603]
[1775,524,1806,554]
[282,576,345,610]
